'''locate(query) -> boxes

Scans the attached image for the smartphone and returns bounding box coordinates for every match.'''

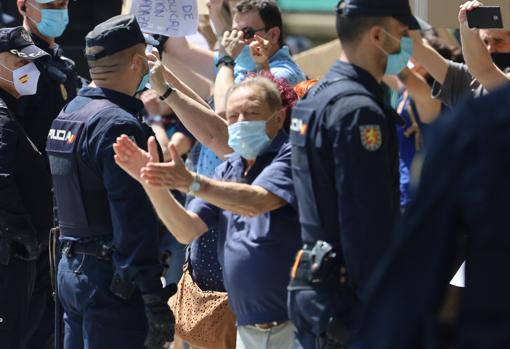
[467,6,503,29]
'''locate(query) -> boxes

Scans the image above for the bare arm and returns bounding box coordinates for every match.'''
[161,52,213,101]
[144,186,208,244]
[196,176,287,217]
[410,31,449,85]
[141,145,288,217]
[162,37,216,80]
[459,1,508,91]
[397,68,442,124]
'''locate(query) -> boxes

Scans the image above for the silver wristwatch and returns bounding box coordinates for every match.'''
[188,173,201,194]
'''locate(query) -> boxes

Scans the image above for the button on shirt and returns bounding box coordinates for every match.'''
[187,131,301,326]
[215,45,306,86]
[62,87,163,294]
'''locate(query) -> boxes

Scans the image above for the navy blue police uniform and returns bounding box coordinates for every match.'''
[16,20,85,349]
[45,15,174,349]
[287,1,421,347]
[349,77,510,349]
[0,27,52,349]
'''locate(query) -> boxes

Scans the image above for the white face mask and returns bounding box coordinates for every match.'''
[0,62,40,96]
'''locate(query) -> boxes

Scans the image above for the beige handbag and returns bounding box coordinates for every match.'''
[169,262,236,349]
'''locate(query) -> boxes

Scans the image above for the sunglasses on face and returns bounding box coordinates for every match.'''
[240,26,267,40]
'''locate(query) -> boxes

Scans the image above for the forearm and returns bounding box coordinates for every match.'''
[460,24,508,91]
[195,176,286,217]
[169,132,193,158]
[144,186,207,244]
[163,37,215,80]
[162,91,231,158]
[398,69,441,124]
[161,55,213,103]
[209,7,231,39]
[213,64,235,116]
[410,31,449,85]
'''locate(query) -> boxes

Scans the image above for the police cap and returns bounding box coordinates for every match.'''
[337,0,420,30]
[85,14,158,61]
[0,26,49,60]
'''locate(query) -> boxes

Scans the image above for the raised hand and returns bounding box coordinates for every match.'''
[249,34,271,66]
[141,143,193,192]
[220,29,246,59]
[114,135,157,182]
[147,53,167,96]
[459,1,483,26]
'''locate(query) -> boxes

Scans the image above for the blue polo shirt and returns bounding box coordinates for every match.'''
[187,131,302,325]
[214,45,306,86]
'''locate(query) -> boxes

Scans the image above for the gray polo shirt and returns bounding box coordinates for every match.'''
[432,61,487,108]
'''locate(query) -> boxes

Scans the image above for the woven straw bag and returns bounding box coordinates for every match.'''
[169,263,236,349]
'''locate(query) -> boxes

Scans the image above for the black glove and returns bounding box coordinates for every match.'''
[142,284,177,349]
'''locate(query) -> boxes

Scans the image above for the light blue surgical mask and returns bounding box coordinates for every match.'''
[27,2,69,38]
[235,45,256,71]
[136,70,151,94]
[135,56,151,94]
[227,112,278,160]
[379,30,413,76]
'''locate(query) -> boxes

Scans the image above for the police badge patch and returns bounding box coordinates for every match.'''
[360,125,382,151]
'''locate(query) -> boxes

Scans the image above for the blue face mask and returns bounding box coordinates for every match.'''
[136,70,151,94]
[27,2,69,38]
[228,111,279,160]
[235,45,256,71]
[379,30,413,76]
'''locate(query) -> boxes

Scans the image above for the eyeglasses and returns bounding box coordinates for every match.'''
[240,26,267,40]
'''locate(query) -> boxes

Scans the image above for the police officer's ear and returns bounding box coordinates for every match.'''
[130,53,144,73]
[17,0,27,15]
[368,25,386,49]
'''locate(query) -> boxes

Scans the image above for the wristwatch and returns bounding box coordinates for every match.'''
[159,83,175,101]
[216,55,235,68]
[188,173,201,194]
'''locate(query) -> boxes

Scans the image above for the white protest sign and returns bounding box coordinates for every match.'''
[131,0,199,37]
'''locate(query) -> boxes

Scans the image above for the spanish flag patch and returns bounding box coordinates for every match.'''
[18,74,29,84]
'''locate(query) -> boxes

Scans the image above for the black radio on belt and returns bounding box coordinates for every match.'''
[291,241,347,287]
[110,273,136,300]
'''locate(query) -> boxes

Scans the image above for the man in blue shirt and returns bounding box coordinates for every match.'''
[162,0,305,87]
[114,76,301,349]
[45,15,174,349]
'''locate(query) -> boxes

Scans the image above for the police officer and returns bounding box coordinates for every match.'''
[349,59,510,349]
[16,0,82,151]
[0,26,52,349]
[288,0,419,347]
[15,2,83,347]
[45,15,174,349]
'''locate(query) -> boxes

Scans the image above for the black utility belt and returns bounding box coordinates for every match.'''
[289,241,348,288]
[60,239,113,261]
[59,239,138,300]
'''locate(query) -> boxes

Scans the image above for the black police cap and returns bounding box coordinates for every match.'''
[85,14,158,61]
[0,26,49,60]
[337,0,421,30]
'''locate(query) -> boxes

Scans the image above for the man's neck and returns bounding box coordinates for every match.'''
[23,20,55,48]
[92,79,135,97]
[339,46,383,82]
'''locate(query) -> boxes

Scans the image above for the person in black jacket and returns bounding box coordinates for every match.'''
[0,26,52,349]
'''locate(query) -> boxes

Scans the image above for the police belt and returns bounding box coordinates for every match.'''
[60,239,113,261]
[289,241,348,289]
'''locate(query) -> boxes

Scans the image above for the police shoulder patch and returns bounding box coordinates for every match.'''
[359,124,382,151]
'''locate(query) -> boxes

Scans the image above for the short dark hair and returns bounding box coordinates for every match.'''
[234,0,284,47]
[336,14,388,46]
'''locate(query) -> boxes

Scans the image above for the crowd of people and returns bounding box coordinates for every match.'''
[1,0,509,349]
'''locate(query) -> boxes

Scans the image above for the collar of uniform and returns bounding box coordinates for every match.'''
[0,88,19,114]
[78,87,144,115]
[30,32,60,58]
[328,60,385,102]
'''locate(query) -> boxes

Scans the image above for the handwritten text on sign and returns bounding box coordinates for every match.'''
[131,0,198,37]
